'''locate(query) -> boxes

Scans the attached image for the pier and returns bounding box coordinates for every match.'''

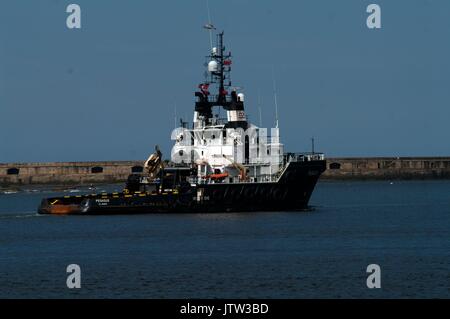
[1,157,450,186]
[323,157,450,180]
[0,161,142,186]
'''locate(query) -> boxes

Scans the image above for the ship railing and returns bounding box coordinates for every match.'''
[188,173,279,185]
[209,118,228,126]
[187,153,324,185]
[283,152,325,164]
[203,95,233,103]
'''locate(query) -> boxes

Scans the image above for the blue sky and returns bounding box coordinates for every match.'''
[0,0,449,163]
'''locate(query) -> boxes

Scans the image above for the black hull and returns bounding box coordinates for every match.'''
[38,160,326,215]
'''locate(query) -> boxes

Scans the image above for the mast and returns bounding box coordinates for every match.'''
[209,31,231,104]
[272,67,279,129]
[206,0,213,50]
[218,32,225,102]
[258,89,263,127]
[194,29,248,129]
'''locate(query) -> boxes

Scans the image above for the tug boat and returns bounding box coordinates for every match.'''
[38,30,326,215]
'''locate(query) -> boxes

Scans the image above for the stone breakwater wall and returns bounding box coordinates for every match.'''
[1,157,450,186]
[0,161,143,186]
[322,157,450,180]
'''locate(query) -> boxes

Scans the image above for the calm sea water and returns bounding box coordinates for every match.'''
[0,180,449,299]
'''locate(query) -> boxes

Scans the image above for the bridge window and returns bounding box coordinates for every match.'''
[329,163,341,170]
[131,166,144,173]
[91,166,104,174]
[7,168,20,175]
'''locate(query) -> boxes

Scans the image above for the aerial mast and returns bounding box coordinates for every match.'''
[206,0,213,50]
[218,32,226,103]
[272,68,280,129]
